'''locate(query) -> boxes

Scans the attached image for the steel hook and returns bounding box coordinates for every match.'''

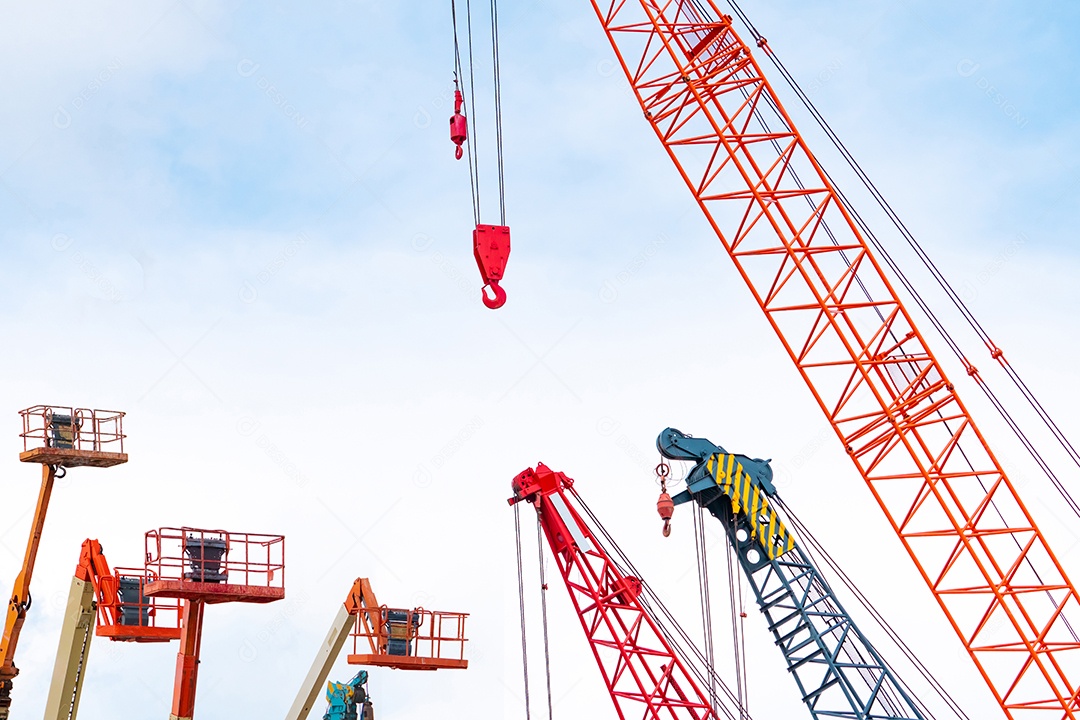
[481,281,507,309]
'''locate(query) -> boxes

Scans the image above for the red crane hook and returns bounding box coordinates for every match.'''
[450,84,468,160]
[481,281,507,310]
[473,224,510,310]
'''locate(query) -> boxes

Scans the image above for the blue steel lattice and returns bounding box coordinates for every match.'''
[658,428,925,720]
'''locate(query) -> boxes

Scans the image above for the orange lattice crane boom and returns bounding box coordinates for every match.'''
[586,2,1080,717]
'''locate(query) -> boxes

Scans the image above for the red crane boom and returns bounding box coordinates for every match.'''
[509,463,718,719]
[589,2,1080,717]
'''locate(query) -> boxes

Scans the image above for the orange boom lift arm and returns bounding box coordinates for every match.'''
[44,539,182,720]
[286,577,468,720]
[0,406,127,719]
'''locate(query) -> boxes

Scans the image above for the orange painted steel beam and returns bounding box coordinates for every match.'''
[591,3,1080,717]
[140,526,284,718]
[170,600,205,720]
[0,464,58,712]
[77,539,182,642]
[3,407,126,717]
[143,580,284,605]
[345,654,467,671]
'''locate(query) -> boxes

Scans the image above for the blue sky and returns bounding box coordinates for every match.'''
[1,1,1079,718]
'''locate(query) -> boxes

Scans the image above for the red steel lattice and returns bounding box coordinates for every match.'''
[591,2,1080,717]
[511,464,716,720]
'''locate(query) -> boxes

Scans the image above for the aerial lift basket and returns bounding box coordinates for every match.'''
[143,527,285,604]
[19,405,127,467]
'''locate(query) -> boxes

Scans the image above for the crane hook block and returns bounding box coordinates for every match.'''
[657,491,674,537]
[450,89,468,160]
[473,224,510,310]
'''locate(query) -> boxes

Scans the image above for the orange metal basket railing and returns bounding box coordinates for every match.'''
[96,566,182,642]
[143,527,285,604]
[20,406,125,454]
[348,606,468,670]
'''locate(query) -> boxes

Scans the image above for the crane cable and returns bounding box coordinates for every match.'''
[692,503,720,712]
[571,487,750,720]
[723,522,750,718]
[739,76,1080,645]
[450,0,482,226]
[536,517,555,720]
[773,495,971,720]
[719,0,1080,521]
[708,0,1080,643]
[514,502,533,720]
[489,0,507,225]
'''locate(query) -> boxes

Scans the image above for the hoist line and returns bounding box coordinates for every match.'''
[733,41,1080,646]
[773,495,970,720]
[722,0,1080,513]
[489,0,507,224]
[514,502,533,720]
[734,558,749,720]
[465,0,482,224]
[570,486,749,720]
[450,0,481,225]
[719,10,1051,640]
[714,0,1080,644]
[693,503,719,713]
[536,517,554,720]
[723,524,748,717]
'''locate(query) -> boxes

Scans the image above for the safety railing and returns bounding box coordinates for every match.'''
[20,405,125,454]
[143,527,284,602]
[96,567,182,642]
[349,607,468,668]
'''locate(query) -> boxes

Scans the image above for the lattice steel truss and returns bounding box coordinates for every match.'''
[511,464,717,719]
[592,2,1080,716]
[668,435,924,720]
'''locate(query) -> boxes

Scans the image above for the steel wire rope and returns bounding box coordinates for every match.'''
[640,7,1029,694]
[704,468,927,717]
[514,503,533,720]
[654,451,926,720]
[705,0,1080,643]
[772,495,970,720]
[569,486,748,720]
[720,0,1080,514]
[489,0,507,224]
[712,13,1038,622]
[693,502,720,713]
[747,79,1080,643]
[450,0,482,225]
[536,517,554,720]
[724,49,1034,567]
[723,522,749,718]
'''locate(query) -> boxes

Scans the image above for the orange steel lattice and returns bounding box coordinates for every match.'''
[348,606,468,671]
[592,2,1080,717]
[96,566,182,643]
[19,405,127,468]
[143,527,284,604]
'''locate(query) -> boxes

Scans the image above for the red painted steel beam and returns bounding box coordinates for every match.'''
[589,2,1080,717]
[511,464,716,719]
[170,600,205,720]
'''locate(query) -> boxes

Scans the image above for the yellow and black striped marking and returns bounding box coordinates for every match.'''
[705,453,795,560]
